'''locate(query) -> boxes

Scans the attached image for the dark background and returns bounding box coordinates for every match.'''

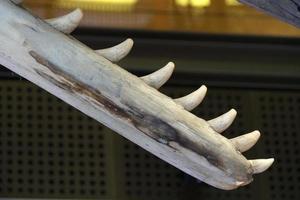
[0,29,300,200]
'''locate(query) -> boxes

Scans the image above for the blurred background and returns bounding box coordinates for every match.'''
[23,0,300,36]
[1,0,300,200]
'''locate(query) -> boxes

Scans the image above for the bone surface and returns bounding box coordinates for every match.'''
[0,0,274,190]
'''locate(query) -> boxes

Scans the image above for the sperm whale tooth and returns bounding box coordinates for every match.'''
[250,158,274,174]
[208,109,237,133]
[141,62,175,89]
[230,131,261,152]
[46,9,83,34]
[175,86,207,111]
[96,39,134,62]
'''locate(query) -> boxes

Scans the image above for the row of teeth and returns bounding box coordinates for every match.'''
[15,0,274,175]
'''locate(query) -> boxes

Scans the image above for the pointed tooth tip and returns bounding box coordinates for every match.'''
[250,130,261,143]
[250,158,274,174]
[249,130,261,143]
[199,85,208,94]
[161,62,175,74]
[167,62,175,69]
[194,85,207,99]
[198,85,208,98]
[230,108,237,116]
[208,109,237,133]
[201,85,207,90]
[228,108,238,119]
[230,130,261,152]
[244,130,261,140]
[164,62,175,76]
[158,62,175,73]
[66,8,83,20]
[120,38,134,51]
[125,38,134,46]
[46,8,83,34]
[75,8,83,13]
[71,8,84,22]
[175,85,207,111]
[95,38,134,62]
[253,130,261,138]
[75,8,84,18]
[141,62,175,89]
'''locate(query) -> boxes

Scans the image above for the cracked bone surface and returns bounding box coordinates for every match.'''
[0,0,274,190]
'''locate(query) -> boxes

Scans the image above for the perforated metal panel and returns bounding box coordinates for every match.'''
[0,81,114,199]
[255,93,300,200]
[0,80,298,200]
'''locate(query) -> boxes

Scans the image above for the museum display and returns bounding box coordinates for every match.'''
[0,0,274,190]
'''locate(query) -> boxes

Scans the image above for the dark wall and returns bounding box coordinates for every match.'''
[0,29,300,200]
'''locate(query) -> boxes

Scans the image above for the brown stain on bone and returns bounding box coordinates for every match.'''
[29,50,223,169]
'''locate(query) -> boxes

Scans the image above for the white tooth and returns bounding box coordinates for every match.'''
[96,38,134,62]
[208,109,237,133]
[141,62,175,89]
[230,131,261,152]
[175,85,207,111]
[250,158,274,174]
[12,0,23,4]
[46,9,83,34]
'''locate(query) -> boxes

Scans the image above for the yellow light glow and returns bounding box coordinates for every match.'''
[175,0,189,7]
[175,0,211,8]
[78,0,137,4]
[54,0,138,11]
[225,0,241,6]
[190,0,210,8]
